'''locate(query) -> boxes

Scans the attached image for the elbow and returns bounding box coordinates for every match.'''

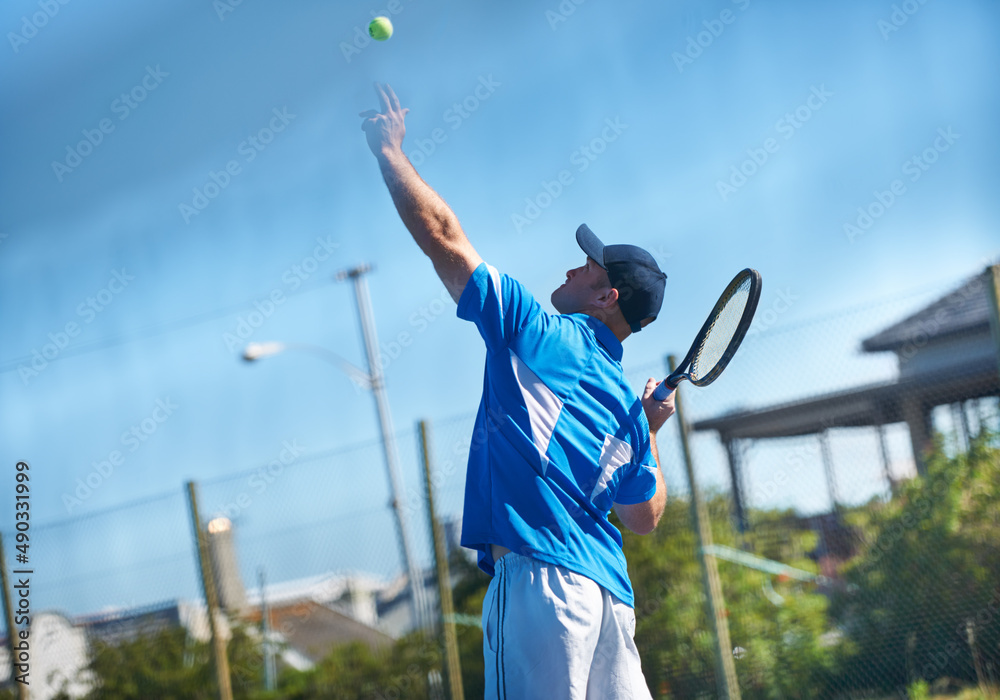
[636,512,664,536]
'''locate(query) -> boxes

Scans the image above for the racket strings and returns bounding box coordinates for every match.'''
[690,275,752,380]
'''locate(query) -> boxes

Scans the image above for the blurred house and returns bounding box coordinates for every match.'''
[694,265,1000,535]
[5,510,457,698]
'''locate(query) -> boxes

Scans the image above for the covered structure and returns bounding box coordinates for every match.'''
[693,265,1000,532]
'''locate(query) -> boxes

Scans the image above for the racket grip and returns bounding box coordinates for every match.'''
[652,377,678,401]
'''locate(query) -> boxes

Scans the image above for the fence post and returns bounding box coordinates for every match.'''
[186,481,234,700]
[986,264,1000,391]
[0,534,28,700]
[669,355,741,700]
[418,420,465,700]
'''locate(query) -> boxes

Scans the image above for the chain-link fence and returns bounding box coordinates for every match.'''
[625,266,1000,699]
[6,267,999,699]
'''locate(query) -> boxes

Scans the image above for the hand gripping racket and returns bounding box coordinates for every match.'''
[652,268,762,400]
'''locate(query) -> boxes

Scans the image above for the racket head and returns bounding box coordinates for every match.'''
[671,268,762,388]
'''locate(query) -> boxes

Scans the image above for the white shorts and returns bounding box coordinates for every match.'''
[482,551,653,700]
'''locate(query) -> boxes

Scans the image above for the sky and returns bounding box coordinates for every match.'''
[2,0,999,615]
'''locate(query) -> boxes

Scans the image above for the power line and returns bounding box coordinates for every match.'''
[0,279,336,375]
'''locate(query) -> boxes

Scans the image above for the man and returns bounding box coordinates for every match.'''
[361,83,675,699]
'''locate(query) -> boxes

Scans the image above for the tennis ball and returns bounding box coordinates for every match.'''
[368,16,393,41]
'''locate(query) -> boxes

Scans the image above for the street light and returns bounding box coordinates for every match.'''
[241,264,429,632]
[242,341,371,390]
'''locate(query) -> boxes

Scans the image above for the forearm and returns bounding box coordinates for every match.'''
[648,432,667,520]
[377,148,479,294]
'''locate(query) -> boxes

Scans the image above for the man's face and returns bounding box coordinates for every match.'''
[551,256,613,314]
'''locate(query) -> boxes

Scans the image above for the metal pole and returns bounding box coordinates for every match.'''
[986,264,1000,391]
[722,437,749,536]
[818,431,841,514]
[668,355,741,700]
[186,481,234,700]
[259,568,275,692]
[0,534,28,700]
[418,420,465,700]
[875,419,895,497]
[341,264,428,631]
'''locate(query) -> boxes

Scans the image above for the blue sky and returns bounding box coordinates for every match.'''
[2,0,999,613]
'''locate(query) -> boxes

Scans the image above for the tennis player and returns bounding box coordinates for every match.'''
[361,83,675,700]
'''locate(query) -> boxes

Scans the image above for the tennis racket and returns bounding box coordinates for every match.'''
[652,268,762,400]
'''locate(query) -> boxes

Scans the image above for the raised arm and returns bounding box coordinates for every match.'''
[360,83,482,302]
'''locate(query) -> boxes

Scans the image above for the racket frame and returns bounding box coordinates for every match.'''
[653,267,762,400]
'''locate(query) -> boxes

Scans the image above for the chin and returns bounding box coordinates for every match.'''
[551,287,568,314]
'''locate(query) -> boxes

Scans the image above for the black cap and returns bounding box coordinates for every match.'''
[575,224,667,333]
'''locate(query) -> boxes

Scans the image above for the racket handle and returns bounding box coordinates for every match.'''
[652,376,679,401]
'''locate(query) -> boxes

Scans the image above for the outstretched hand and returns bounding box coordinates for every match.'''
[359,82,408,159]
[641,377,675,434]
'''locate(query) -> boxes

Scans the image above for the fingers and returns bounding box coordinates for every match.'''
[384,83,402,112]
[642,377,657,399]
[358,109,378,118]
[374,82,390,113]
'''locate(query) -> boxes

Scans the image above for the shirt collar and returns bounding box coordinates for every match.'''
[578,315,623,362]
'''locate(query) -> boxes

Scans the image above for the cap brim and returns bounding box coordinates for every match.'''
[575,224,606,268]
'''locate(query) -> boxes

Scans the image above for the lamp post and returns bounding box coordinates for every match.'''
[241,264,428,632]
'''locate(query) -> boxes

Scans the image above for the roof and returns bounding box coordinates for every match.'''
[862,269,993,353]
[692,355,998,439]
[244,600,394,662]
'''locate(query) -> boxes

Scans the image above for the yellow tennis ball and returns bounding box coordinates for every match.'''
[368,16,393,41]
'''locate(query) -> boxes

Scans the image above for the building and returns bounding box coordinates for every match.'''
[693,265,1000,531]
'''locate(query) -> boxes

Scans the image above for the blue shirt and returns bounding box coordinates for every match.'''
[457,262,657,607]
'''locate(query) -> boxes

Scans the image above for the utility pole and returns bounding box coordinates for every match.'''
[338,264,428,631]
[669,355,741,700]
[186,481,234,700]
[418,420,465,700]
[0,533,28,700]
[259,568,275,692]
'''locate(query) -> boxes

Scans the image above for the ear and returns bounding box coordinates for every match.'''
[593,286,619,309]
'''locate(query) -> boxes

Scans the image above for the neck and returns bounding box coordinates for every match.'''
[583,310,631,343]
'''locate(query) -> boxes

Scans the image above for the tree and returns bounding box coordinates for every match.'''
[80,623,263,700]
[622,496,839,699]
[831,435,1000,695]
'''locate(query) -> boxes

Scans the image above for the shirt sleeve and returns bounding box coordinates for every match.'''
[612,411,658,505]
[456,262,544,352]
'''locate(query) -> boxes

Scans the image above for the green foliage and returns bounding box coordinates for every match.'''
[448,548,491,699]
[832,435,1000,695]
[908,679,930,700]
[276,634,440,699]
[80,622,264,700]
[621,496,839,698]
